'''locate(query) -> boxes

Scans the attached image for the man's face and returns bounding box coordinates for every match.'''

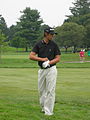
[46,33,54,40]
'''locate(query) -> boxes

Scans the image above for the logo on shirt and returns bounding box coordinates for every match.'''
[49,49,52,52]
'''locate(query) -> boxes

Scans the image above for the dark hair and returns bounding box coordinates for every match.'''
[44,32,49,37]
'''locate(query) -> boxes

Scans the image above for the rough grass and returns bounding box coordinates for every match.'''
[0,68,90,120]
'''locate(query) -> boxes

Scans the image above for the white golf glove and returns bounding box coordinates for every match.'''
[42,60,50,68]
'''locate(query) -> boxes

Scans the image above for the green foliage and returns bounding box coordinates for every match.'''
[85,24,90,48]
[69,0,90,16]
[0,32,6,45]
[8,25,21,46]
[65,13,90,26]
[64,0,90,49]
[0,15,8,36]
[55,22,86,52]
[9,7,43,51]
[19,7,43,47]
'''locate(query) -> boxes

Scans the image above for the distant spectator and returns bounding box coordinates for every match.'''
[79,49,85,62]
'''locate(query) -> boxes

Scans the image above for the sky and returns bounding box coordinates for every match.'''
[0,0,74,27]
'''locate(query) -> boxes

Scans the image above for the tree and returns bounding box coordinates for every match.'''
[64,0,90,49]
[14,7,43,51]
[0,31,6,61]
[65,13,90,26]
[8,24,22,49]
[0,15,8,37]
[55,22,86,52]
[85,24,90,49]
[70,0,90,16]
[65,0,90,24]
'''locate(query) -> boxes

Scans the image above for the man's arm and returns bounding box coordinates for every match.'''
[29,52,48,62]
[49,55,60,65]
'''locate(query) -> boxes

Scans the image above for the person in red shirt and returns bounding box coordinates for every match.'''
[79,49,85,62]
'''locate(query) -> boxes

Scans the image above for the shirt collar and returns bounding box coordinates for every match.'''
[42,40,51,44]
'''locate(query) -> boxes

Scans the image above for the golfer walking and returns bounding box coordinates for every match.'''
[29,27,61,115]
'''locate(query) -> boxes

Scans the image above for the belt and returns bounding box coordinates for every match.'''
[40,65,55,69]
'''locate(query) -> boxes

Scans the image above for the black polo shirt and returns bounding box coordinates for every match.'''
[32,40,61,68]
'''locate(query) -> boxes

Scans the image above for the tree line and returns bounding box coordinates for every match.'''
[0,0,90,53]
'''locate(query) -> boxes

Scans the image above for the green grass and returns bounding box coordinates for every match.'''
[0,52,90,68]
[0,50,90,119]
[0,68,90,120]
[1,46,31,53]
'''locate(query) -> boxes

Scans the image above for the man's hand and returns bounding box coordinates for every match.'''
[42,60,50,68]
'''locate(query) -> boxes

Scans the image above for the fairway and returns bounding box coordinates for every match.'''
[0,68,90,120]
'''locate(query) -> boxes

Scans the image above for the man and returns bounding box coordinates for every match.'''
[29,27,61,115]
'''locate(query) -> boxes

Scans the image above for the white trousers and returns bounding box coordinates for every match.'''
[38,66,57,114]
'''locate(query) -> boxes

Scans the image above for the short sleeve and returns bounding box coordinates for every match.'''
[54,44,61,55]
[32,43,39,54]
